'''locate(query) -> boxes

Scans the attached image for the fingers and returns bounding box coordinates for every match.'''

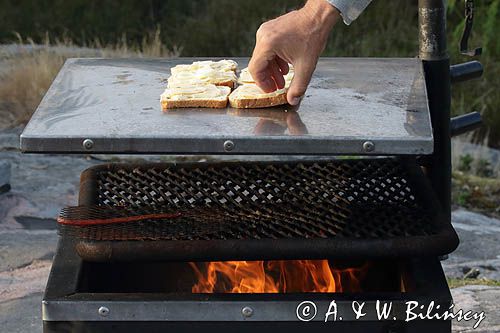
[287,59,317,105]
[269,59,285,89]
[276,57,289,75]
[249,56,287,92]
[248,46,277,93]
[249,66,276,93]
[249,31,287,92]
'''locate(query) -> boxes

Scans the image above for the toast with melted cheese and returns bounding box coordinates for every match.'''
[161,60,296,110]
[168,60,238,88]
[167,69,237,89]
[229,65,294,108]
[161,85,231,109]
[229,84,288,109]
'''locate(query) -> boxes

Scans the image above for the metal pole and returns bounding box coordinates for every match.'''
[418,0,451,220]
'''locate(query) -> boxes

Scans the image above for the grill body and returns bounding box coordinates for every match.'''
[42,237,453,333]
[36,1,461,331]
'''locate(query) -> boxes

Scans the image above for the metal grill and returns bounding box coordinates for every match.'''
[71,158,458,261]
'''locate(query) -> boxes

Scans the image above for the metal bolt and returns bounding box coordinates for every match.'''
[98,306,110,317]
[83,139,94,150]
[223,140,235,152]
[362,141,375,153]
[241,306,254,318]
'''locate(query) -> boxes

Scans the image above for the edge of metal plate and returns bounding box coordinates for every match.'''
[20,57,433,155]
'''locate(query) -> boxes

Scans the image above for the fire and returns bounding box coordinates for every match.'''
[190,260,367,293]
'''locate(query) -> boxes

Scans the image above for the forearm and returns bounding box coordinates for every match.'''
[325,0,373,25]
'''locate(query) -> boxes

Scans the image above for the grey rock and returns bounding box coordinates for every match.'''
[444,210,500,280]
[0,151,98,229]
[451,285,500,332]
[0,160,10,188]
[0,230,57,271]
[14,216,57,230]
[0,126,22,151]
[0,293,43,333]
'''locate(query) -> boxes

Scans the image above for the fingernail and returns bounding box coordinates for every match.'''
[289,97,301,105]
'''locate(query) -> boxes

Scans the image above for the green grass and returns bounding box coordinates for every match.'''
[452,170,500,217]
[447,277,500,288]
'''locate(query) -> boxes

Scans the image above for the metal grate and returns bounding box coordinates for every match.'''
[69,158,458,261]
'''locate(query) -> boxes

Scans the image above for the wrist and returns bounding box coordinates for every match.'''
[302,0,340,29]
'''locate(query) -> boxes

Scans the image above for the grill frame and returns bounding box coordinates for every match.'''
[73,157,458,262]
[42,237,453,332]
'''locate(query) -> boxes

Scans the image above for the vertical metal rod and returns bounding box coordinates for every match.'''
[418,0,451,220]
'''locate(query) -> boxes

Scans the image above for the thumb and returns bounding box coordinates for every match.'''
[287,60,317,106]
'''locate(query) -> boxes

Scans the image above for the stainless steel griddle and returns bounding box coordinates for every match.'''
[20,57,432,155]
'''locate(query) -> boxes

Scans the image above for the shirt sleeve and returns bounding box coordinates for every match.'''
[325,0,373,25]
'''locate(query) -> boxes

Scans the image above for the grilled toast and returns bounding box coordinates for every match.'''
[229,65,294,108]
[229,84,288,109]
[168,60,238,88]
[161,85,231,110]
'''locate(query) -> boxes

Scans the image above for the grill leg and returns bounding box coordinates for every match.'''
[418,0,452,220]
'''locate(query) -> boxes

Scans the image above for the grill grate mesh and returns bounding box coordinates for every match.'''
[62,159,439,241]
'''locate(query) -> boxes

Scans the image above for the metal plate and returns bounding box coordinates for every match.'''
[21,57,432,155]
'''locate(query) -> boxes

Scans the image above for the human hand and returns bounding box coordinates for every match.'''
[249,0,340,105]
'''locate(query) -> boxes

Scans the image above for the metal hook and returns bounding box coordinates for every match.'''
[460,0,482,56]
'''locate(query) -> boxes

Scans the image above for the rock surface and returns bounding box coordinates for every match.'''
[451,285,500,332]
[0,293,43,333]
[0,160,10,194]
[444,210,500,280]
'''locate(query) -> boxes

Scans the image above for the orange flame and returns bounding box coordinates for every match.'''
[190,260,367,293]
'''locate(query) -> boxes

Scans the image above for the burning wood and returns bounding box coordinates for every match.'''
[189,260,368,293]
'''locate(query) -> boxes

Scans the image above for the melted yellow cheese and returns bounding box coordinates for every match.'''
[161,85,230,101]
[168,66,236,88]
[171,60,237,75]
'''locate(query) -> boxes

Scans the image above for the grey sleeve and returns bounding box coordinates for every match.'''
[325,0,373,25]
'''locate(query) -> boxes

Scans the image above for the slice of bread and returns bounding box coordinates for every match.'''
[161,85,231,110]
[237,66,295,85]
[229,84,288,109]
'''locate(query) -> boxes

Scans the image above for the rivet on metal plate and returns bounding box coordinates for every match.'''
[98,306,110,317]
[83,139,94,150]
[241,306,254,318]
[223,140,235,152]
[362,141,375,153]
